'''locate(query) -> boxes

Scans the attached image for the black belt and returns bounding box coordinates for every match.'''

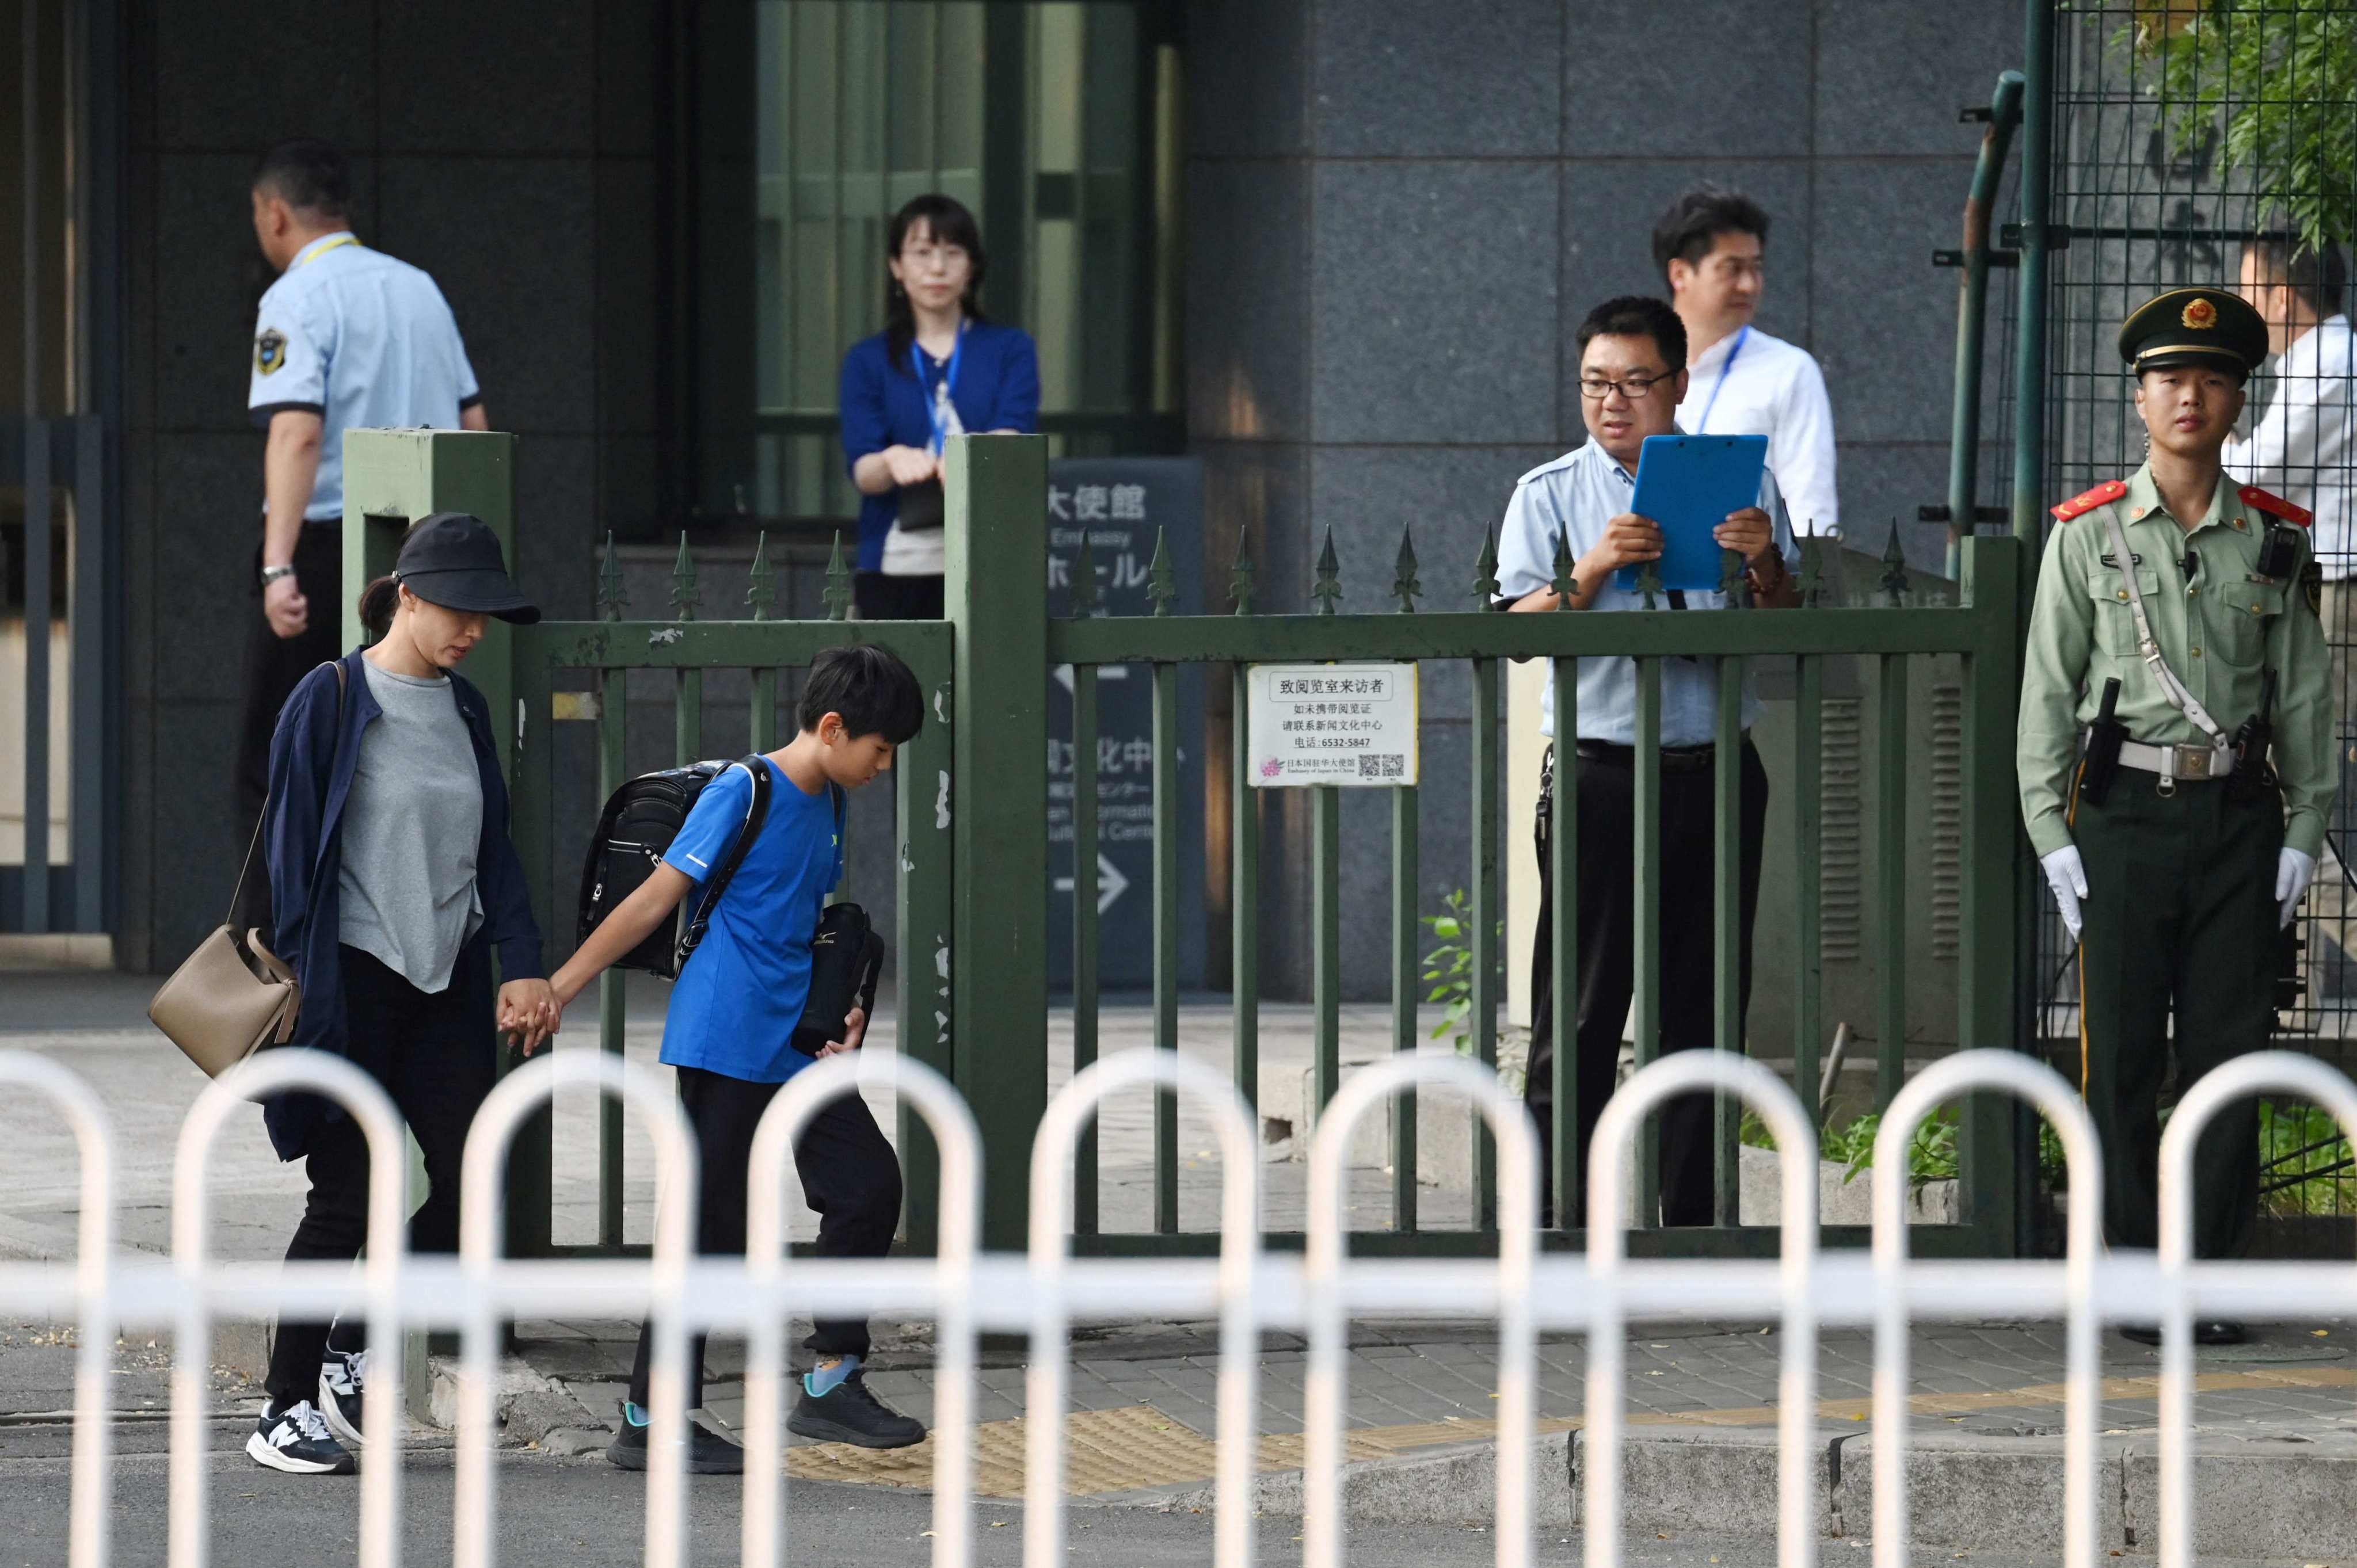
[1572,738,1722,774]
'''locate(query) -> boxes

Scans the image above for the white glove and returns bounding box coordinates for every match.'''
[2276,846,2317,929]
[2041,845,2088,941]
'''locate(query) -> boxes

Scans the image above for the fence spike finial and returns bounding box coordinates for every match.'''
[1549,525,1578,609]
[823,531,853,621]
[1719,545,1745,602]
[1228,527,1256,616]
[1312,526,1343,615]
[1881,518,1912,606]
[1072,531,1102,617]
[1798,532,1825,606]
[596,530,627,622]
[669,532,700,622]
[746,531,776,621]
[1472,524,1501,604]
[1147,526,1178,616]
[1392,525,1422,613]
[1636,560,1662,611]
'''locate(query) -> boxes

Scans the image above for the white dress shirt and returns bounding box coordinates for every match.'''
[2225,313,2357,578]
[1673,324,1839,538]
[1495,438,1799,746]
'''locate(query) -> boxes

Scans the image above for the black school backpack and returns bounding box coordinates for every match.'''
[577,757,774,978]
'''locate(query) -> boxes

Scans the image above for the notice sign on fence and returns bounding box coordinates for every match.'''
[1247,663,1419,787]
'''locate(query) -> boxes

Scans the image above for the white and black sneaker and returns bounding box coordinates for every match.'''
[318,1346,370,1449]
[247,1399,357,1475]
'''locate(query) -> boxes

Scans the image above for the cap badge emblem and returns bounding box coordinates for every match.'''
[2182,297,2218,330]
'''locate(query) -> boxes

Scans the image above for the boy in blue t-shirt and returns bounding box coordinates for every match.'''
[549,645,927,1470]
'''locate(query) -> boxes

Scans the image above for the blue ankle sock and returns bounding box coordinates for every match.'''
[622,1401,649,1428]
[804,1355,860,1398]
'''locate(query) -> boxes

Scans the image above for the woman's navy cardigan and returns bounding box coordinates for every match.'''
[261,648,546,1161]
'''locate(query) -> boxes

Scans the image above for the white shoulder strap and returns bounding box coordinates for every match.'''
[2096,505,2230,748]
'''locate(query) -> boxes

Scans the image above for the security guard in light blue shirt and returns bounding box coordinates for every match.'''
[235,139,487,931]
[1495,294,1802,1230]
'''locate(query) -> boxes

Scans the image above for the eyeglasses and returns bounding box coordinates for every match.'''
[1578,371,1676,401]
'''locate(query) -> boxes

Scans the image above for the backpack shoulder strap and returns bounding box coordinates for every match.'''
[676,756,775,967]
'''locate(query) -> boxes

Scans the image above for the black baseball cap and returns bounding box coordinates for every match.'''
[392,512,540,624]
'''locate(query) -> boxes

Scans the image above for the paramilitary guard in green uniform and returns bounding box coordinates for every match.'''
[2019,288,2333,1340]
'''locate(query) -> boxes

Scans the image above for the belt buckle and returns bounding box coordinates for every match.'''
[2179,745,2212,780]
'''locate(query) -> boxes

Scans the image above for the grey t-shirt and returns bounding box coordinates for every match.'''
[337,661,485,993]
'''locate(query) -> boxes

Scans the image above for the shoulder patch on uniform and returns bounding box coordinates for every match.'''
[2049,479,2127,522]
[2239,484,2312,527]
[254,327,287,377]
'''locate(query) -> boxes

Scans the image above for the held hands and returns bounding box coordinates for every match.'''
[264,573,309,640]
[817,1006,869,1059]
[2277,847,2317,929]
[497,979,562,1056]
[882,445,942,488]
[2040,845,2088,941]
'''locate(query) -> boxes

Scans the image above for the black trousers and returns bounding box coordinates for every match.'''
[2074,773,2279,1258]
[627,1063,904,1409]
[852,571,945,621]
[235,523,343,935]
[1523,740,1769,1229]
[264,943,497,1409]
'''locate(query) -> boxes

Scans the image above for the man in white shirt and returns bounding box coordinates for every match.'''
[1654,184,1840,538]
[2229,239,2355,989]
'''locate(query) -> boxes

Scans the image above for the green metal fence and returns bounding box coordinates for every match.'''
[362,443,2036,1260]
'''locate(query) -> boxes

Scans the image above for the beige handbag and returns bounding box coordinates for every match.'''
[148,662,342,1077]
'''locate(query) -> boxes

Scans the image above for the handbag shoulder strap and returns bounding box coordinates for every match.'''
[227,660,348,925]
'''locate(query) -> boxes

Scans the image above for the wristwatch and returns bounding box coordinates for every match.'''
[260,563,297,587]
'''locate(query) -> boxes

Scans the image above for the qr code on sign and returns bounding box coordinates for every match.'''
[1357,753,1406,779]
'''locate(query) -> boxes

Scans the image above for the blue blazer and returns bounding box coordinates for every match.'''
[261,648,546,1161]
[838,319,1040,571]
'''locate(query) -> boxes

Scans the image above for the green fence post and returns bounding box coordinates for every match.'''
[342,430,521,770]
[340,429,540,1418]
[945,433,1050,1256]
[1959,535,2025,1250]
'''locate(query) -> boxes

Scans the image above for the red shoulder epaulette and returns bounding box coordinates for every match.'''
[2238,484,2312,528]
[2050,479,2127,521]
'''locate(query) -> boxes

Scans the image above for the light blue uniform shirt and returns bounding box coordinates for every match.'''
[1495,437,1799,746]
[247,232,481,522]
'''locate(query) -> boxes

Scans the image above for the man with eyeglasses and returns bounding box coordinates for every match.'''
[1495,295,1800,1228]
[1655,184,1839,539]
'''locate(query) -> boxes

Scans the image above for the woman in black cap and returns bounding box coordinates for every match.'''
[248,512,557,1474]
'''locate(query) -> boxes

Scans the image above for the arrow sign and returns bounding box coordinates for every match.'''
[1052,663,1132,695]
[1052,852,1132,915]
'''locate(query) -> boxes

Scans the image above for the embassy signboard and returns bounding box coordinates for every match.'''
[1045,457,1207,993]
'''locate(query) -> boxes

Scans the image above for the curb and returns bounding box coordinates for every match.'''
[1117,1425,2357,1558]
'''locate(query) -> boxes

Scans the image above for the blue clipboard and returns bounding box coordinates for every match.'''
[1615,433,1769,594]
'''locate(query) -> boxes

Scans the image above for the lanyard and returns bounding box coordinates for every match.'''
[294,233,361,269]
[913,322,966,455]
[1693,325,1749,434]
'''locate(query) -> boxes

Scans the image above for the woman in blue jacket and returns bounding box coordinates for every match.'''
[252,512,555,1475]
[839,193,1039,619]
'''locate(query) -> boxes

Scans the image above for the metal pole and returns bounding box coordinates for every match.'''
[1947,71,2025,579]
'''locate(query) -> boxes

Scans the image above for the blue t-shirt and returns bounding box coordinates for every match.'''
[658,758,844,1083]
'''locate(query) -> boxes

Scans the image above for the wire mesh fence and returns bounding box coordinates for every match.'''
[2004,1,2357,1232]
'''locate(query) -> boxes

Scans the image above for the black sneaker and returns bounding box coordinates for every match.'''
[788,1369,926,1449]
[604,1402,745,1474]
[318,1346,370,1449]
[247,1399,357,1475]
[2122,1321,2249,1347]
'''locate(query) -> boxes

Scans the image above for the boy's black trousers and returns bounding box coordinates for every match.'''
[1522,739,1769,1230]
[627,1062,904,1410]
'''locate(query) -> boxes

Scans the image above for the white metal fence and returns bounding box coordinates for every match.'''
[1,1043,2353,1568]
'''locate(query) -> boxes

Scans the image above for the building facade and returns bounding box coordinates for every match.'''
[3,0,2025,994]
